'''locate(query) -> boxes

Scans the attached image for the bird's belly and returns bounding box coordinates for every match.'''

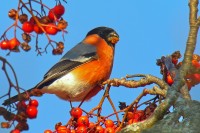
[41,72,93,101]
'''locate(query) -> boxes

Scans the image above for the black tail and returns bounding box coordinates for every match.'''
[2,88,33,106]
[2,71,54,106]
[2,78,47,106]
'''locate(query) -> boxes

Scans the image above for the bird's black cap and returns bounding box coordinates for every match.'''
[86,27,119,40]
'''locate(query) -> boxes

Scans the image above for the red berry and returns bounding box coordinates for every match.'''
[48,9,61,21]
[133,110,144,120]
[70,129,76,133]
[77,116,89,127]
[54,4,65,16]
[56,126,70,133]
[34,25,43,34]
[88,122,95,132]
[44,130,53,133]
[133,113,140,120]
[76,126,87,133]
[88,122,95,128]
[48,9,55,21]
[95,125,104,133]
[70,107,82,118]
[193,74,200,81]
[0,40,10,50]
[29,99,39,107]
[172,58,178,65]
[192,60,200,68]
[188,73,200,84]
[104,127,115,133]
[166,72,174,86]
[105,119,114,128]
[22,21,34,33]
[9,38,20,50]
[45,23,58,35]
[127,112,134,120]
[10,129,20,133]
[26,105,38,119]
[128,118,139,124]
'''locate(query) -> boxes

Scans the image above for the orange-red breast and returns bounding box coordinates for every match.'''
[3,26,119,105]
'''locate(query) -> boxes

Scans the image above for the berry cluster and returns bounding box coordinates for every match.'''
[127,103,157,124]
[9,99,39,133]
[20,4,67,35]
[41,102,158,133]
[0,2,67,55]
[127,110,145,124]
[2,87,168,133]
[157,51,200,89]
[43,107,121,133]
[0,38,20,51]
[185,55,200,89]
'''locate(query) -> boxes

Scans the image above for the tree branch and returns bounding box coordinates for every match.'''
[119,0,200,132]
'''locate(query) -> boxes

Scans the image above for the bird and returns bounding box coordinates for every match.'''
[3,26,119,106]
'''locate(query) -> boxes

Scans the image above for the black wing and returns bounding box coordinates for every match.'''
[36,42,98,89]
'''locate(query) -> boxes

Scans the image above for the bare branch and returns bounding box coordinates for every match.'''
[103,74,168,90]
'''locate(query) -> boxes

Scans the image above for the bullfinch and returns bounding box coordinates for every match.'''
[3,26,119,106]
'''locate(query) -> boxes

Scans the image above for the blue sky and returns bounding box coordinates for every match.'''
[0,1,200,133]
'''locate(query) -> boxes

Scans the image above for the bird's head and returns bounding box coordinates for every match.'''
[86,27,119,47]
